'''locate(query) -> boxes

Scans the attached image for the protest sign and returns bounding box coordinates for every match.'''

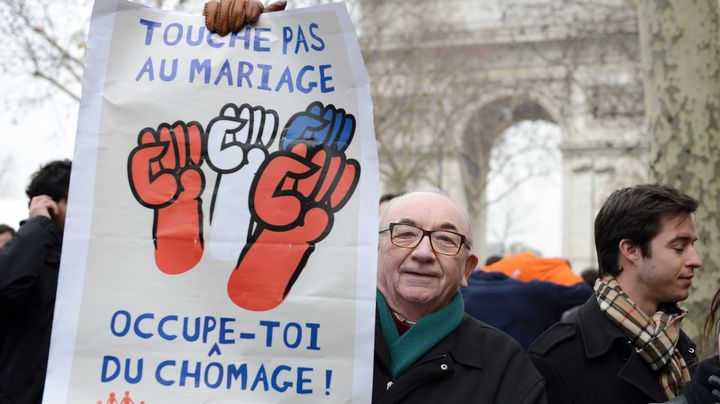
[44,1,378,402]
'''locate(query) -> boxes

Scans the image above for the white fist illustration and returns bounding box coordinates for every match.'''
[205,103,278,261]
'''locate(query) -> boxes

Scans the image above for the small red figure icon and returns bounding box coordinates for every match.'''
[100,390,142,404]
[120,391,134,404]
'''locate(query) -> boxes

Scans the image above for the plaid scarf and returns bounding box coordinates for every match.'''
[594,278,690,399]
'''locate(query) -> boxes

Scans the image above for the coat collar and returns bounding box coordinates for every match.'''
[576,296,629,358]
[576,295,697,402]
[375,311,484,372]
[577,295,697,360]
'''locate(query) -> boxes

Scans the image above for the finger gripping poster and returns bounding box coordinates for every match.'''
[45,1,378,403]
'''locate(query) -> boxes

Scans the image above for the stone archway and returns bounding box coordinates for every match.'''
[456,97,557,260]
[363,0,647,269]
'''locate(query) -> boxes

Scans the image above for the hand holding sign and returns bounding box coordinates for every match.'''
[204,0,287,36]
[228,102,360,311]
[128,121,206,274]
[206,103,279,261]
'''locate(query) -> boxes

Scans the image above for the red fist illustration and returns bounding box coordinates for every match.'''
[128,121,206,275]
[228,141,360,311]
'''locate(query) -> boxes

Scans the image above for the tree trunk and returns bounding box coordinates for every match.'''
[638,0,720,353]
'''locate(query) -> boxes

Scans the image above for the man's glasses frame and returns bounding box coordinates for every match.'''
[379,222,470,256]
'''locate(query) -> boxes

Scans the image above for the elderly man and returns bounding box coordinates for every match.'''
[528,184,702,404]
[374,191,546,403]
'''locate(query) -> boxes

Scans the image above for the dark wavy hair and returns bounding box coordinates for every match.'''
[25,159,72,202]
[594,184,698,277]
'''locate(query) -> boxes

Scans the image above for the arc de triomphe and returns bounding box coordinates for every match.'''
[361,0,648,270]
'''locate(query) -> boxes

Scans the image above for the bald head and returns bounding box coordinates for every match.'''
[377,191,478,320]
[380,191,473,248]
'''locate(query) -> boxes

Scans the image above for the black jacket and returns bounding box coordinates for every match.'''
[528,296,698,404]
[0,217,62,404]
[373,313,547,404]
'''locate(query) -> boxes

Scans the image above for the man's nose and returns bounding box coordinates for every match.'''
[686,246,702,269]
[411,234,436,259]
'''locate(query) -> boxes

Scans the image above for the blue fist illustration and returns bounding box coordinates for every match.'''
[280,102,355,152]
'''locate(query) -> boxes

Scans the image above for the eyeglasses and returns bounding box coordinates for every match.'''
[379,223,470,256]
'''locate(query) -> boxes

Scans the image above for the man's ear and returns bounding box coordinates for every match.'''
[618,239,641,264]
[460,253,479,288]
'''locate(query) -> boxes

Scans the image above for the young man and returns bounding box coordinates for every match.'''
[375,191,546,403]
[528,184,702,404]
[0,159,72,404]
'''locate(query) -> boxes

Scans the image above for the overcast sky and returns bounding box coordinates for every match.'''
[0,96,78,228]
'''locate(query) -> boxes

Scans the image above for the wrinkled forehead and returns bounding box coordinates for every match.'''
[382,192,470,234]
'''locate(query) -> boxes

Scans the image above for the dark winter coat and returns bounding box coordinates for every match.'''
[0,216,62,404]
[373,312,547,404]
[528,296,698,404]
[462,270,592,350]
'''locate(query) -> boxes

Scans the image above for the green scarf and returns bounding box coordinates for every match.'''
[377,289,464,380]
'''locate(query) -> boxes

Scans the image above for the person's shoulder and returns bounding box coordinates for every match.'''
[527,319,578,357]
[467,270,509,284]
[20,215,51,226]
[530,295,600,354]
[15,216,56,238]
[449,317,545,404]
[457,315,541,367]
[459,314,529,353]
[460,314,515,339]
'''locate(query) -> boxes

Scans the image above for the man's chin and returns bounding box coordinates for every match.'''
[398,287,435,305]
[665,290,690,304]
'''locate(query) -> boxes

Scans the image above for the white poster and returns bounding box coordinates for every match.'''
[45,1,378,403]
